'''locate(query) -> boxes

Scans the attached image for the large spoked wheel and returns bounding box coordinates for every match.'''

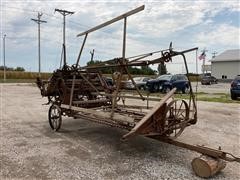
[164,99,189,138]
[48,104,62,131]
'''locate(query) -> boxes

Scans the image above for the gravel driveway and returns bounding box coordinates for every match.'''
[0,83,239,179]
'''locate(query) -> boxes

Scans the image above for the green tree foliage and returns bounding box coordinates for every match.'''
[0,66,25,71]
[157,62,167,75]
[86,60,155,75]
[15,67,25,71]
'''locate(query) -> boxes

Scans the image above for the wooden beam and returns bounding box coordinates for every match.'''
[61,104,134,124]
[76,5,144,37]
[122,88,176,139]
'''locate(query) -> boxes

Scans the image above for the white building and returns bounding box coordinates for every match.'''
[211,49,240,80]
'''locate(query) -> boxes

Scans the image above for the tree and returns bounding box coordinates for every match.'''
[15,67,25,71]
[158,62,167,75]
[140,66,155,75]
[87,60,113,74]
[0,66,25,71]
[86,60,155,75]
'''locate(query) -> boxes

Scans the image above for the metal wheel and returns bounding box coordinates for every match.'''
[164,100,189,138]
[48,104,62,131]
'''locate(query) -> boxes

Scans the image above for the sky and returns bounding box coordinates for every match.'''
[0,0,239,74]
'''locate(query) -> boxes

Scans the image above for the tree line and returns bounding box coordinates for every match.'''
[0,66,25,72]
[87,60,167,75]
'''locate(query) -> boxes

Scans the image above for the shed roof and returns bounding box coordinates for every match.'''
[211,49,240,62]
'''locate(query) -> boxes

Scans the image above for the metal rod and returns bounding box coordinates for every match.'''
[77,5,144,37]
[91,92,163,102]
[128,49,168,59]
[38,17,41,76]
[181,53,197,114]
[63,15,66,65]
[82,47,198,70]
[76,33,88,67]
[122,17,127,59]
[152,137,240,163]
[3,34,6,82]
[69,74,76,109]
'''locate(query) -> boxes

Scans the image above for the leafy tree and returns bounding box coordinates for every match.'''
[15,67,25,71]
[0,66,25,71]
[86,60,155,75]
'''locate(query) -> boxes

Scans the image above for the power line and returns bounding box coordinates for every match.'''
[1,5,126,38]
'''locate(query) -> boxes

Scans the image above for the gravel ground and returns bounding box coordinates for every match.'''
[0,83,239,180]
[191,82,230,94]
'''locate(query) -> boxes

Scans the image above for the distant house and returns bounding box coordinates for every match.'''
[211,49,240,80]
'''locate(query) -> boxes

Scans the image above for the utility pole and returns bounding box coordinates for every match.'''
[55,9,74,67]
[90,49,95,62]
[201,49,208,76]
[3,34,6,82]
[212,51,217,59]
[31,12,47,77]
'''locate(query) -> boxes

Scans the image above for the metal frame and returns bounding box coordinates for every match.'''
[36,5,240,177]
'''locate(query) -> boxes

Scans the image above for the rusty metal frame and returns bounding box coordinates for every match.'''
[36,5,240,176]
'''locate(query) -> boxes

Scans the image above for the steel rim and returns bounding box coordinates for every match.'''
[164,100,189,138]
[49,104,62,131]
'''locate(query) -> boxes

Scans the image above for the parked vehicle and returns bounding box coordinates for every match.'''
[230,75,240,100]
[146,74,189,93]
[201,76,218,85]
[125,77,151,90]
[104,77,113,86]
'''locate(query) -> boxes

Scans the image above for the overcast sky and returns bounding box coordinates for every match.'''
[0,0,239,73]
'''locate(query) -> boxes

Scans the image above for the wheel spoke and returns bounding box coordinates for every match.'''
[164,100,189,138]
[49,105,62,131]
[176,101,183,116]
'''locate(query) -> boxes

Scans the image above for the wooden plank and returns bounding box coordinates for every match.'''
[61,104,134,123]
[122,88,176,139]
[77,5,144,37]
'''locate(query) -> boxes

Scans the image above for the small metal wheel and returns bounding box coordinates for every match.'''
[164,99,189,138]
[48,104,62,131]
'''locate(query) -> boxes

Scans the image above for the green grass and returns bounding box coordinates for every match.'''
[197,94,240,103]
[122,90,240,104]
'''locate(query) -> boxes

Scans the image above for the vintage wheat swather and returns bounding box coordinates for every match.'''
[36,5,240,178]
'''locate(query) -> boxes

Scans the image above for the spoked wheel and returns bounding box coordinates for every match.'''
[48,104,62,131]
[164,99,189,138]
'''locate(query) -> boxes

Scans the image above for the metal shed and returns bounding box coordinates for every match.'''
[211,49,240,80]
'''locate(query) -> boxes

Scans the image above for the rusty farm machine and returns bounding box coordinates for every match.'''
[36,5,240,178]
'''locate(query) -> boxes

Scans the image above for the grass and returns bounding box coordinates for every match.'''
[0,70,51,80]
[196,94,240,103]
[0,71,238,104]
[122,90,240,104]
[0,79,37,83]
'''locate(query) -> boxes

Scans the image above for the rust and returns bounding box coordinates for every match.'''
[36,5,240,178]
